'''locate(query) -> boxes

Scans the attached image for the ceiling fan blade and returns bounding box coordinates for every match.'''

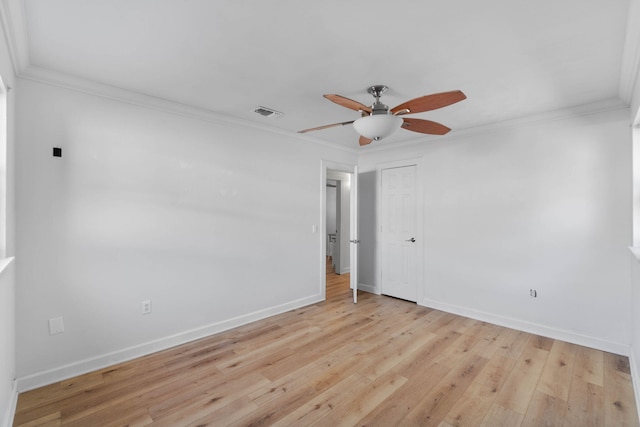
[324,94,372,114]
[359,136,373,146]
[391,90,466,115]
[401,118,451,135]
[298,120,354,133]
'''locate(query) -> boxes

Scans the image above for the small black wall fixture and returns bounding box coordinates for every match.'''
[53,147,62,157]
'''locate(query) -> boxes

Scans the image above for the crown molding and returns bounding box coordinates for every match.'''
[14,64,630,158]
[620,0,640,105]
[19,65,245,126]
[0,0,29,75]
[18,65,358,154]
[362,98,629,154]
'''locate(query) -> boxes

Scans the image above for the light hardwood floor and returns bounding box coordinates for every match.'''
[13,259,640,426]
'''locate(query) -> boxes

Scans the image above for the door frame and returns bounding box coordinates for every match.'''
[320,160,357,302]
[375,157,424,304]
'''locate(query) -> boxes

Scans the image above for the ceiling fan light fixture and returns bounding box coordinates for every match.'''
[299,86,466,145]
[353,114,403,141]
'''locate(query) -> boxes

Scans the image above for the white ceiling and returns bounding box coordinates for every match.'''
[5,0,636,149]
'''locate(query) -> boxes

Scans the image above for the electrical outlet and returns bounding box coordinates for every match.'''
[48,317,64,335]
[141,300,152,314]
[529,289,538,298]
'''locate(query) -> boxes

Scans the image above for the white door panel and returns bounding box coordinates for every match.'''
[380,165,417,302]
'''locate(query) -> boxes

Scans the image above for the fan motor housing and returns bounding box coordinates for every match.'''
[368,85,390,115]
[371,101,390,115]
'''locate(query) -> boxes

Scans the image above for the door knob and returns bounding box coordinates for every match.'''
[405,237,416,243]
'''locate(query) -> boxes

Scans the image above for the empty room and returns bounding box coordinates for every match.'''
[2,0,640,425]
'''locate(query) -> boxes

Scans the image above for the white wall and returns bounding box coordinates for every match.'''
[628,0,640,124]
[632,126,640,417]
[627,0,640,406]
[0,11,18,427]
[0,261,15,427]
[359,106,632,353]
[631,247,640,414]
[0,95,14,427]
[14,78,356,389]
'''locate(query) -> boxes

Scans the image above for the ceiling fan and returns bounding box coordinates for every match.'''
[299,85,466,146]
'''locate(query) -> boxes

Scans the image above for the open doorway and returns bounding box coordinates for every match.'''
[320,161,358,303]
[326,171,351,301]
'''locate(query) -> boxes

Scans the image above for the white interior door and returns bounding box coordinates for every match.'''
[380,165,417,302]
[350,166,359,303]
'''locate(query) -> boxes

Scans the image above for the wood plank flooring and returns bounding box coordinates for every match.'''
[13,259,640,426]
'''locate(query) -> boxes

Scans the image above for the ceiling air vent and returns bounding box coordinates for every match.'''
[254,106,283,118]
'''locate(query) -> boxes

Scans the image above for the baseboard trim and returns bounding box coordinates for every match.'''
[358,282,378,295]
[16,294,323,392]
[420,297,630,356]
[1,380,17,427]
